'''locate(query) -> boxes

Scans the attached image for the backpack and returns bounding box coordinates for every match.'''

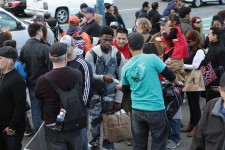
[162,82,182,119]
[71,31,85,56]
[143,35,159,56]
[90,49,121,67]
[44,74,87,132]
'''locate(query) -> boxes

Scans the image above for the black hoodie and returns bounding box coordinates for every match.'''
[148,10,161,35]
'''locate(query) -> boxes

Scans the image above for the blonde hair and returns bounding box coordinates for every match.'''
[94,14,103,26]
[136,18,152,34]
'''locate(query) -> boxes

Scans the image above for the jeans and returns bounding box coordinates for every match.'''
[28,87,42,132]
[0,130,24,150]
[89,95,114,149]
[168,119,181,144]
[82,128,88,150]
[45,127,82,150]
[132,109,169,150]
[186,92,201,126]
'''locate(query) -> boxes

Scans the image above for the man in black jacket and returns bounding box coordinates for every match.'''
[0,46,26,150]
[76,3,88,21]
[44,11,63,41]
[148,2,161,35]
[20,23,51,132]
[204,27,225,103]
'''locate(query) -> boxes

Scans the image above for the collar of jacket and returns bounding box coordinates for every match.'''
[210,97,225,123]
[92,45,118,57]
[180,18,190,24]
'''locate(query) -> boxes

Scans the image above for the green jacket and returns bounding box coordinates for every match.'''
[180,18,192,35]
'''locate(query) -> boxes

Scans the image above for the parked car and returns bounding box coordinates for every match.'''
[25,0,114,24]
[2,0,26,15]
[184,0,225,7]
[0,7,29,53]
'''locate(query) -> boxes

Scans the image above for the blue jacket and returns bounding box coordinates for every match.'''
[15,60,27,80]
[162,0,176,17]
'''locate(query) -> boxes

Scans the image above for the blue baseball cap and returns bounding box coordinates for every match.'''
[84,7,95,14]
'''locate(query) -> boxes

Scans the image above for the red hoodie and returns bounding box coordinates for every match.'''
[113,40,131,60]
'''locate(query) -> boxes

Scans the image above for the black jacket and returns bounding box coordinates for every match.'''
[105,12,116,26]
[201,40,225,86]
[20,38,51,88]
[75,11,84,20]
[148,10,161,35]
[0,69,26,131]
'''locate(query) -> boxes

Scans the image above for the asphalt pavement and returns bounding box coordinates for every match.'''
[18,0,225,149]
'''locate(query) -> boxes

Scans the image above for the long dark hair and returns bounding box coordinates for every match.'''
[113,5,119,16]
[168,13,181,26]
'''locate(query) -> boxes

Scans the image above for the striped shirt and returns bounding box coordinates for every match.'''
[67,57,93,105]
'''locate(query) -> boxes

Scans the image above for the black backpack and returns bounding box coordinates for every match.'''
[44,74,87,131]
[143,35,159,56]
[162,82,182,119]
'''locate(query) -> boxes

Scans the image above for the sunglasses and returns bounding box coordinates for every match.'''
[195,21,202,24]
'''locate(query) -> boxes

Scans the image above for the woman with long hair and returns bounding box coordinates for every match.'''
[182,30,205,137]
[190,16,204,39]
[113,5,126,28]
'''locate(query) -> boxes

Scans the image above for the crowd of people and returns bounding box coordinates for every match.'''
[0,0,225,150]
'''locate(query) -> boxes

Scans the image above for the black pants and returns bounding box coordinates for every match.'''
[0,130,24,150]
[186,92,201,126]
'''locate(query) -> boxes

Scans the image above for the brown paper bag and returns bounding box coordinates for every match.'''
[103,112,132,142]
[183,70,205,92]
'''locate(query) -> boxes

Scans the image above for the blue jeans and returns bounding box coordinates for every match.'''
[28,87,42,132]
[82,128,88,150]
[132,109,169,150]
[168,119,181,143]
[0,130,24,150]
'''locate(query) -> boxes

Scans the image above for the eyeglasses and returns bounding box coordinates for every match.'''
[195,21,202,24]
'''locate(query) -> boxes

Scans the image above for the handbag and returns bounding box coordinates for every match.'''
[199,49,217,87]
[183,70,205,92]
[200,62,217,86]
[103,111,132,142]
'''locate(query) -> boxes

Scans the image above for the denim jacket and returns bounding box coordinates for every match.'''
[85,45,126,103]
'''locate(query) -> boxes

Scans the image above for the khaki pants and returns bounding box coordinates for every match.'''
[166,58,185,82]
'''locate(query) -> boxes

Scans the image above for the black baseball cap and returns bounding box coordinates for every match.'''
[105,3,113,10]
[0,46,18,61]
[49,43,67,57]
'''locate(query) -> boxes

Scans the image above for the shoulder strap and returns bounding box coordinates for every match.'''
[91,49,121,67]
[116,51,121,67]
[44,74,61,93]
[145,35,152,43]
[90,50,97,64]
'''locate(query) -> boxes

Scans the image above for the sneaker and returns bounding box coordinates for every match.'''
[167,140,180,149]
[88,143,99,150]
[126,139,133,146]
[24,129,34,137]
